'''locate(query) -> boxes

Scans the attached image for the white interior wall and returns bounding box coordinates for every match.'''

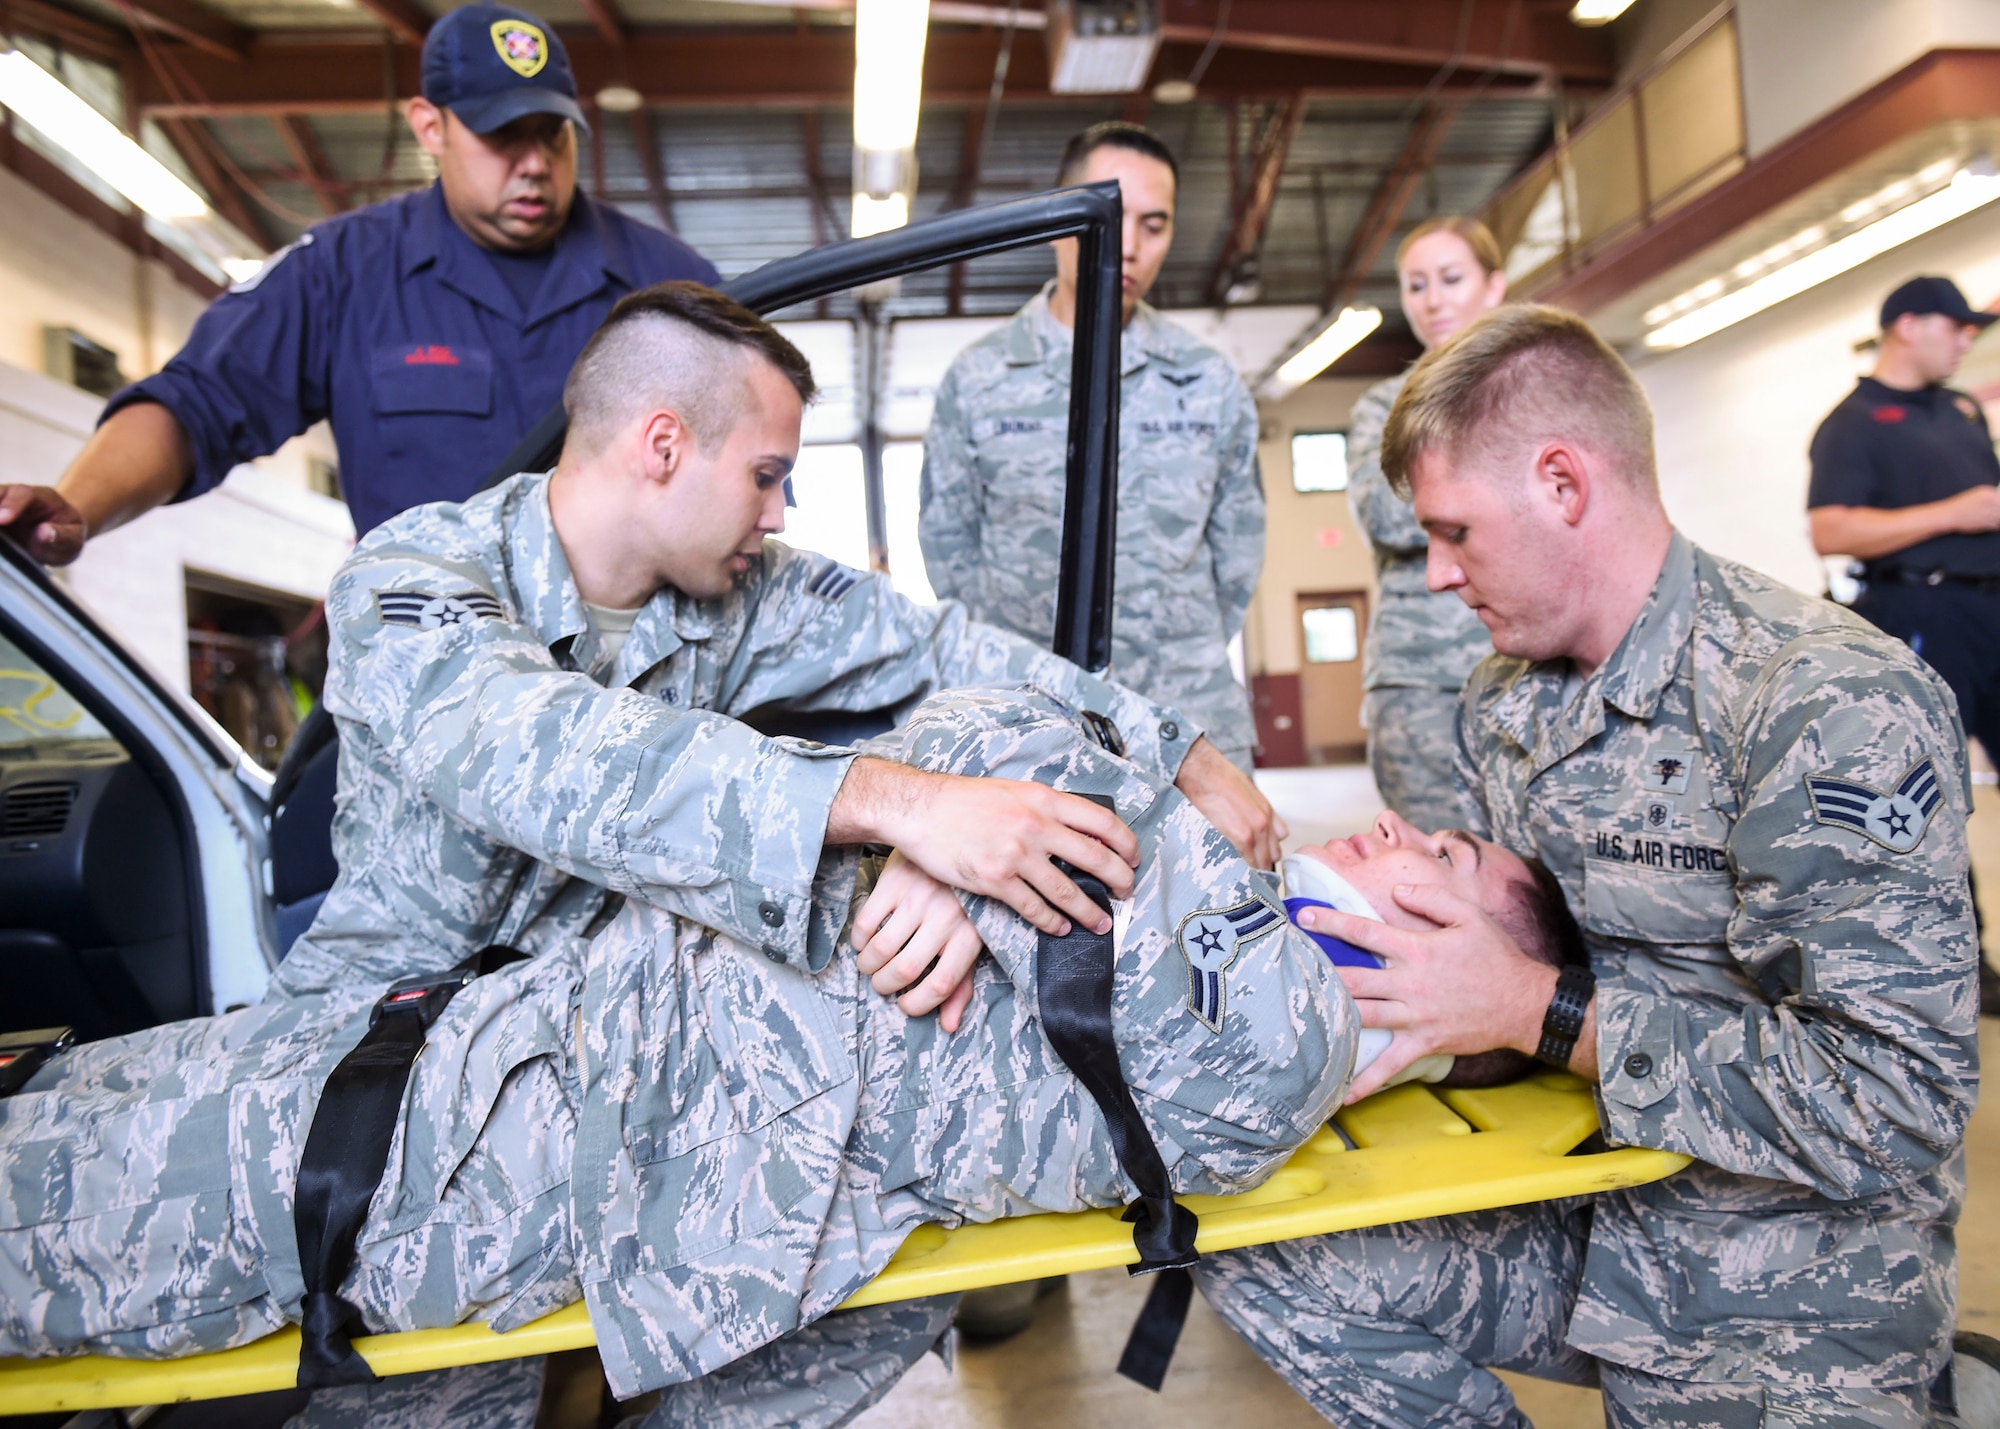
[0,167,209,382]
[1632,200,2000,595]
[1734,0,2000,157]
[1,161,352,688]
[0,360,354,691]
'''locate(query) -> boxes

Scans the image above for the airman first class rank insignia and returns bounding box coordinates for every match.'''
[375,590,507,630]
[806,563,860,602]
[1176,896,1283,1032]
[1806,756,1943,853]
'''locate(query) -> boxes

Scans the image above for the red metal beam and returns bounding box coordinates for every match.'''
[133,27,1552,118]
[1328,100,1463,310]
[109,0,251,63]
[154,115,274,249]
[626,109,675,232]
[576,0,624,46]
[945,106,987,315]
[349,0,429,46]
[1208,95,1306,305]
[721,0,1612,82]
[1155,0,1608,82]
[276,116,342,215]
[5,0,133,64]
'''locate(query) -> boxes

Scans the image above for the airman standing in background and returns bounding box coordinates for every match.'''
[1347,217,1507,828]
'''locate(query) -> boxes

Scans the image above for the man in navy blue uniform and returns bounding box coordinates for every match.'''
[1810,273,2000,1012]
[0,0,716,561]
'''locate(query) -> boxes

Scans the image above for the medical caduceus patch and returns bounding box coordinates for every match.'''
[1805,755,1944,853]
[375,590,507,631]
[1176,896,1284,1032]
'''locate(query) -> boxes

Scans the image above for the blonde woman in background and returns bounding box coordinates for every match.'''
[1348,217,1508,827]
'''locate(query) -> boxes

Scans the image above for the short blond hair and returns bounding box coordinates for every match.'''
[1380,304,1656,498]
[1396,216,1503,277]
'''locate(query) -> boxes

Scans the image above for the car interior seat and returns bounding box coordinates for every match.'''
[267,702,340,957]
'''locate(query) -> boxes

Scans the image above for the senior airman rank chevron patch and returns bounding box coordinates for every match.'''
[374,590,507,631]
[1805,756,1944,853]
[1175,895,1284,1032]
[806,563,861,602]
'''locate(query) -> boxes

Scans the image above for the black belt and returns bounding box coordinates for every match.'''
[1864,567,2000,594]
[293,945,528,1389]
[1035,794,1201,1392]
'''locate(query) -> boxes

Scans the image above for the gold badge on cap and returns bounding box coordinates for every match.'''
[491,19,548,78]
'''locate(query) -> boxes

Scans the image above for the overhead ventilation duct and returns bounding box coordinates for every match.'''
[1045,0,1162,95]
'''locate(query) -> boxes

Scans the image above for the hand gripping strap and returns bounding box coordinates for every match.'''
[293,947,527,1388]
[1032,794,1199,1391]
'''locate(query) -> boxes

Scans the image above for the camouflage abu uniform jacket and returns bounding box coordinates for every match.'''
[1457,532,1980,1389]
[277,469,1198,997]
[919,282,1264,768]
[1348,371,1490,691]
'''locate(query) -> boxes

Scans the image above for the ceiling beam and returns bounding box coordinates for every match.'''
[107,0,252,63]
[154,115,274,250]
[5,0,133,64]
[1208,95,1306,305]
[349,0,429,47]
[626,109,676,232]
[1155,1,1607,82]
[277,116,341,215]
[576,0,625,46]
[724,0,1612,83]
[133,27,1554,117]
[946,105,986,315]
[1327,99,1462,310]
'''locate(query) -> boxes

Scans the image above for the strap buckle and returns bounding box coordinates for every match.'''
[0,1026,74,1097]
[369,968,476,1029]
[1079,711,1127,759]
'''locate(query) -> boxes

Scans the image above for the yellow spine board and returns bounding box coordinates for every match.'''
[0,1074,1687,1413]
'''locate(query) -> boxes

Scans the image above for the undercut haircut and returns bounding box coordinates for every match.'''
[1057,120,1180,189]
[1395,215,1503,278]
[1444,857,1588,1088]
[563,281,818,459]
[1379,304,1657,500]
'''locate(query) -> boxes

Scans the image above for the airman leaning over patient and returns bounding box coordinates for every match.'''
[1197,304,1980,1427]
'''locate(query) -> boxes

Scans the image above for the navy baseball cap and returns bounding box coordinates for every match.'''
[421,3,589,135]
[1880,275,1997,330]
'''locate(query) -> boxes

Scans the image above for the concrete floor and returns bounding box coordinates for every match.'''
[853,768,2000,1429]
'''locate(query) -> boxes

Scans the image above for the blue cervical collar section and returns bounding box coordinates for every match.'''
[1282,897,1384,969]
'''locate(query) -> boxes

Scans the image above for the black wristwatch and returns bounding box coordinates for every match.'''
[1535,964,1596,1069]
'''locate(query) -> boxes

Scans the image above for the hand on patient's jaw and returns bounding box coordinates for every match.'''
[1174,735,1288,870]
[852,851,983,1032]
[827,756,1139,938]
[1299,881,1567,1103]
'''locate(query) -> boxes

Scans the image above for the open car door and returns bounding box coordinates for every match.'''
[0,534,279,1040]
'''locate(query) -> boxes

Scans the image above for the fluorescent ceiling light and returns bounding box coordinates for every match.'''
[0,49,206,220]
[1263,307,1383,399]
[851,192,909,238]
[1570,0,1636,24]
[853,0,929,153]
[1646,168,2000,350]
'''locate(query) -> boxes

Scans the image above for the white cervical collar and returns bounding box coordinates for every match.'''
[1279,851,1454,1089]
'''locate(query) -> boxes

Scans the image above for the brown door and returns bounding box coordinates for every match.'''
[1296,591,1368,762]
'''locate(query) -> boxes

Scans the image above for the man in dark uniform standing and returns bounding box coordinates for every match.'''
[1810,274,2000,1012]
[0,0,718,560]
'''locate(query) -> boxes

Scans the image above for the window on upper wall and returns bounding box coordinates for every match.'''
[1291,431,1349,493]
[1301,605,1360,664]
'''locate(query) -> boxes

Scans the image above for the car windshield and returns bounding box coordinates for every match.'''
[0,629,115,752]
